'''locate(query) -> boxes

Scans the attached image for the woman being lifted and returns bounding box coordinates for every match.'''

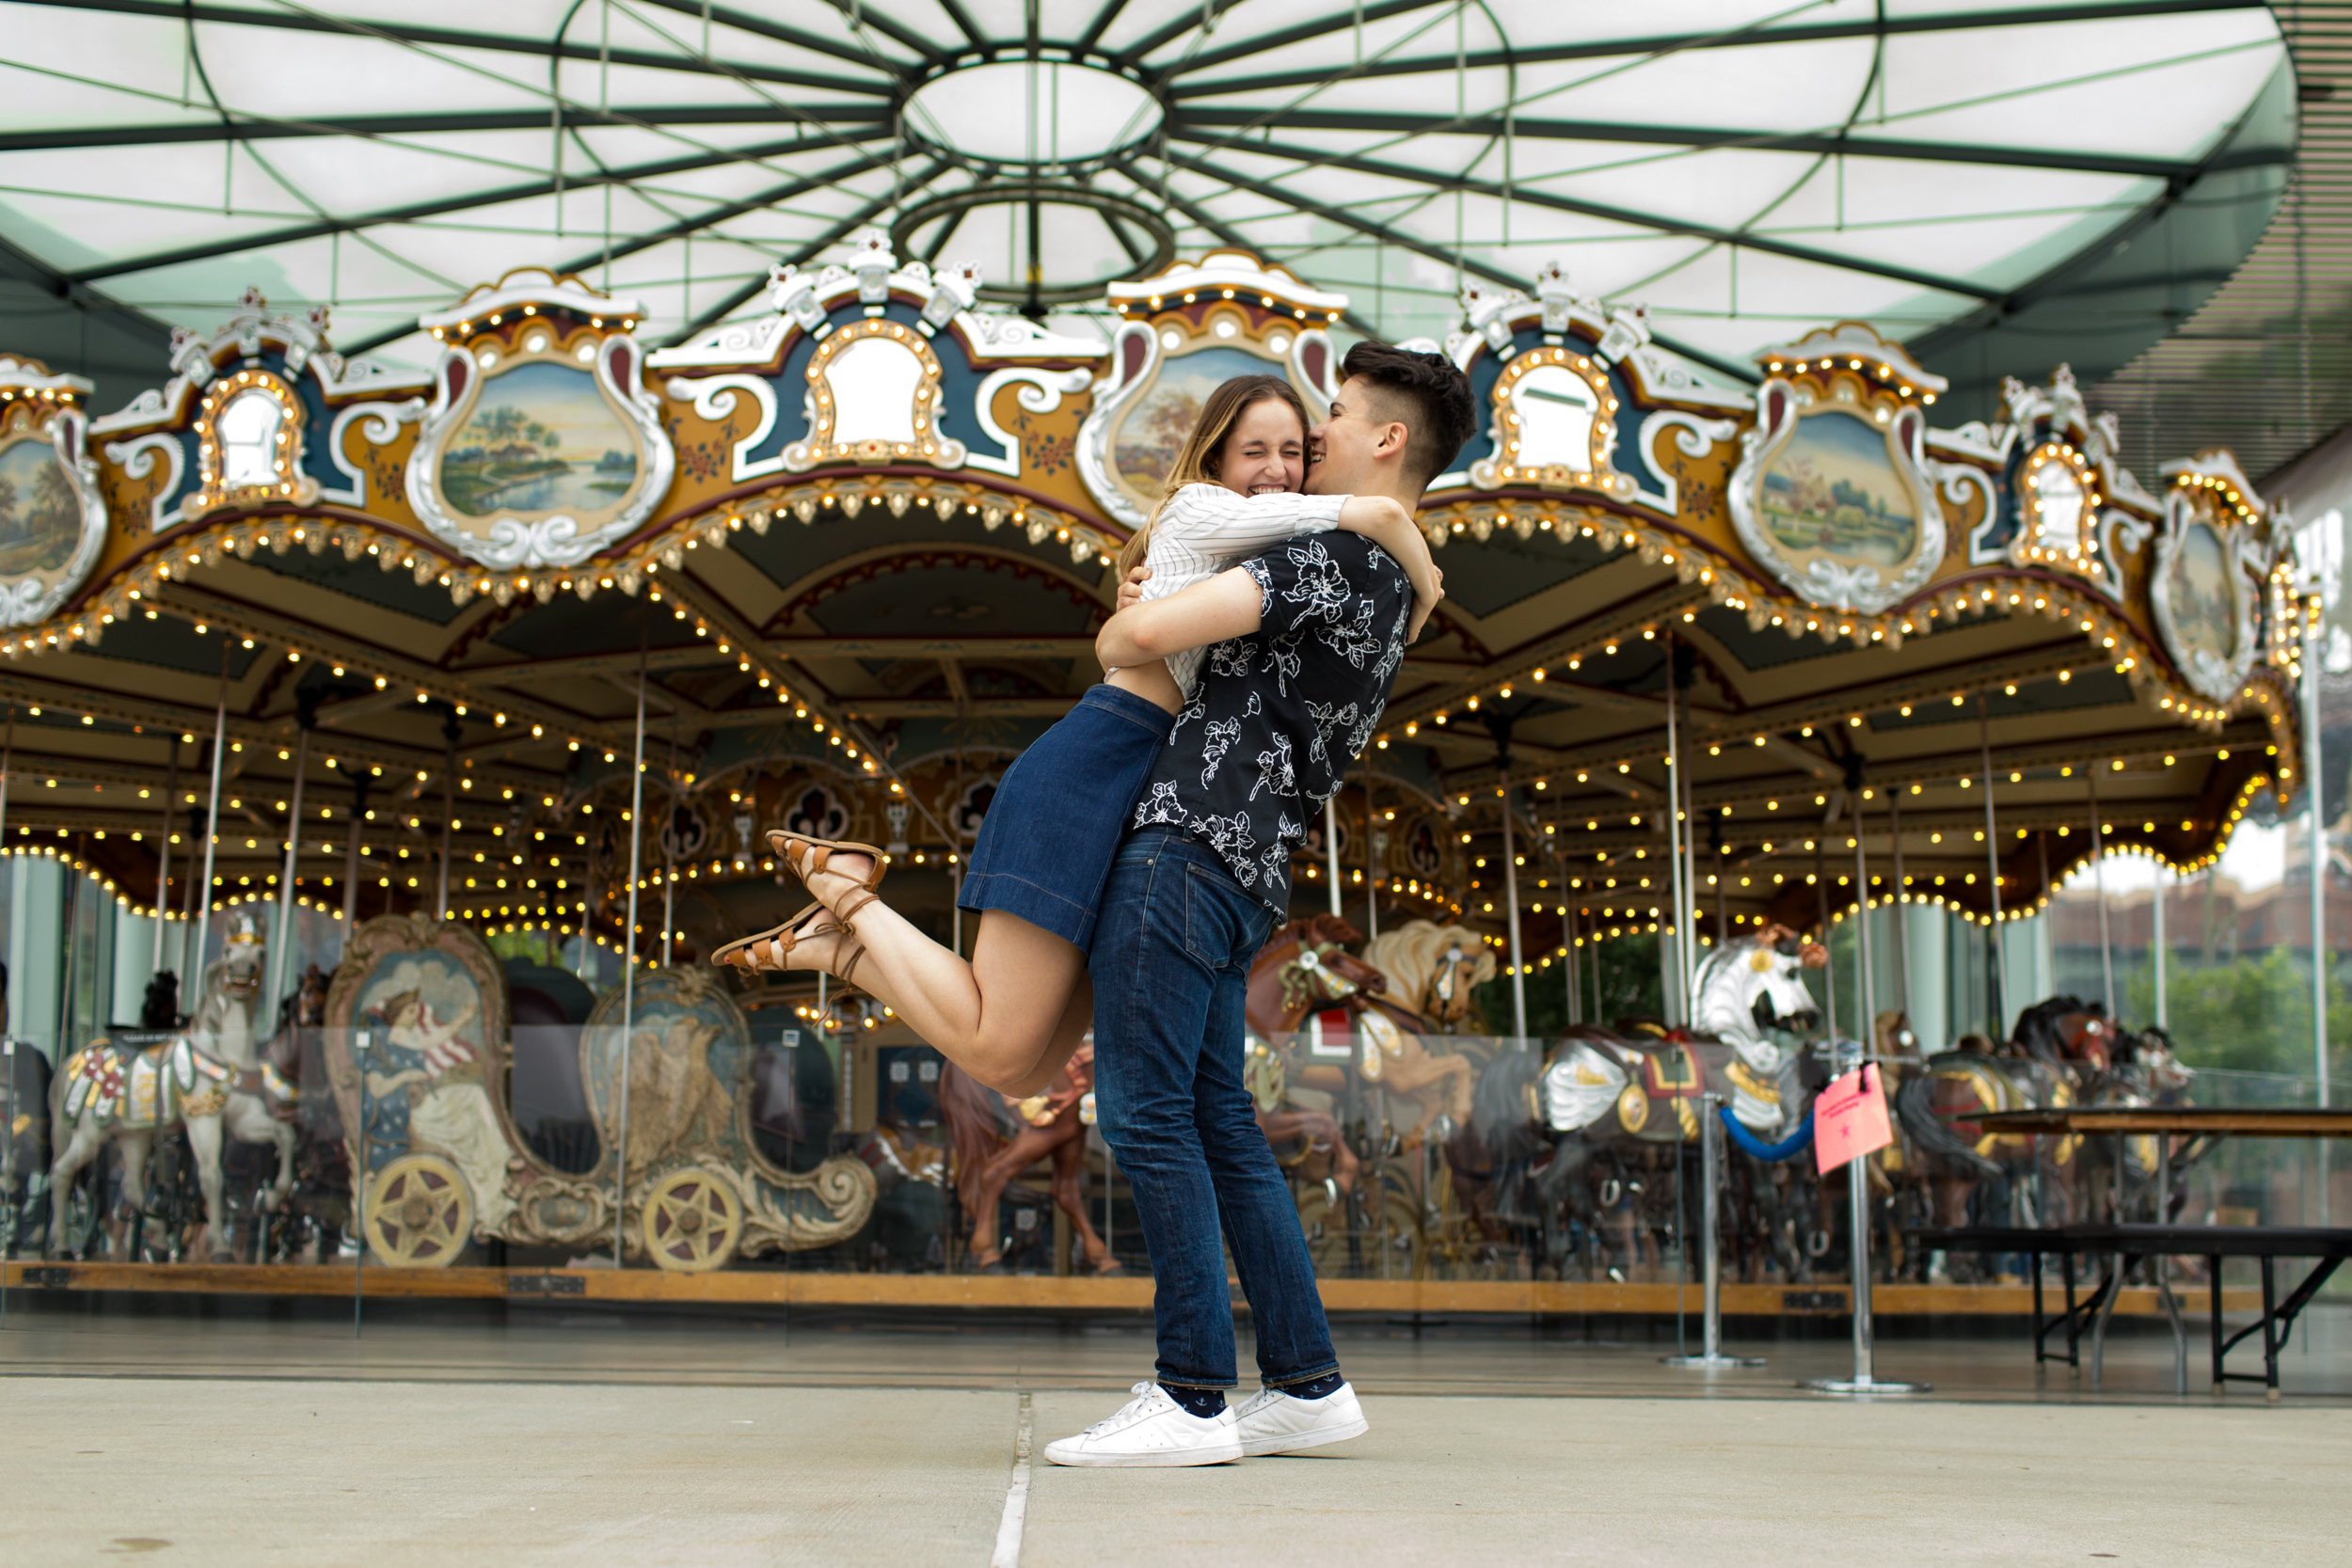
[715,373,1440,1095]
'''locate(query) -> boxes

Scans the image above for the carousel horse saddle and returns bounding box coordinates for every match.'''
[61,1036,196,1128]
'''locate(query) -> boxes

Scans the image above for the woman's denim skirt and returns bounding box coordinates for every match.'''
[957,683,1175,951]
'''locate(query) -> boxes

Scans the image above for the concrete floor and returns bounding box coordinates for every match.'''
[2,1378,2346,1567]
[3,1301,2348,1565]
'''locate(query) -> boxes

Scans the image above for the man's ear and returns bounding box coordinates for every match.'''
[1374,420,1411,464]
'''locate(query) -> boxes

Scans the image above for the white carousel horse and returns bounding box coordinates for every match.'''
[46,912,294,1259]
[1536,926,1825,1139]
[1685,926,1826,1134]
[1359,920,1497,1032]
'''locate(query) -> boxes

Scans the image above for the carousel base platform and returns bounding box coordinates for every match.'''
[1,1259,2262,1319]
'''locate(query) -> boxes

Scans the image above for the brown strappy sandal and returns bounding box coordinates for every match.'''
[711,902,841,974]
[768,830,890,897]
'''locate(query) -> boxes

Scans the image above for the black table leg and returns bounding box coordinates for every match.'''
[2032,1249,2045,1370]
[2209,1259,2224,1395]
[2063,1250,2081,1370]
[2261,1254,2280,1402]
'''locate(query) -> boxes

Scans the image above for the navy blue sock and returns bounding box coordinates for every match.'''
[1161,1384,1226,1419]
[1284,1372,1345,1401]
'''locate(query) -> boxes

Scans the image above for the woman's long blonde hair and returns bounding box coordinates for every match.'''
[1115,373,1311,578]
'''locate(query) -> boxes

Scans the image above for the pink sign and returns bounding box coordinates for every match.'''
[1813,1064,1894,1174]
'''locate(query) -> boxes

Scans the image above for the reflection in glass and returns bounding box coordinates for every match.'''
[1509,364,1597,469]
[216,388,283,487]
[825,337,923,446]
[2031,459,2087,553]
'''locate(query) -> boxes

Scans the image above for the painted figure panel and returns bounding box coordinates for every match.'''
[2166,520,2238,666]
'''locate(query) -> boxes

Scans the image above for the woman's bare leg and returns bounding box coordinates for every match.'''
[764,848,1090,1091]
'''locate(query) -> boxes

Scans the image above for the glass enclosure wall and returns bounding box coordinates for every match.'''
[7,845,2344,1282]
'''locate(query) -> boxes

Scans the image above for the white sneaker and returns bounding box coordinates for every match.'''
[1232,1381,1369,1457]
[1042,1382,1244,1468]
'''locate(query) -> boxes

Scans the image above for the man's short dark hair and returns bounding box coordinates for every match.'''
[1340,341,1477,492]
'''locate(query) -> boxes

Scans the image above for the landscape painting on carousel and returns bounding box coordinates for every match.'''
[440,361,637,520]
[1757,408,1918,571]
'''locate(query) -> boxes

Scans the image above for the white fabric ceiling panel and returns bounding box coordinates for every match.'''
[0,1,2288,378]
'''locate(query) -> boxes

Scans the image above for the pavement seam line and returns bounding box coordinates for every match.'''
[991,1390,1032,1568]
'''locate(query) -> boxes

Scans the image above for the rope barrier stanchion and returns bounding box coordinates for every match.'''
[1802,1040,1930,1397]
[1663,1091,1766,1370]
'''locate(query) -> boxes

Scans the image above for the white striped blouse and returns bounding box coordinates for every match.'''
[1137,483,1349,696]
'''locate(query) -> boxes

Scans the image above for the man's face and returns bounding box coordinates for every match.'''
[1306,375,1394,495]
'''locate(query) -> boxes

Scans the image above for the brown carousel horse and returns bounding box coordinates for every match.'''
[1891,996,2147,1278]
[1246,915,1476,1146]
[938,1039,1118,1274]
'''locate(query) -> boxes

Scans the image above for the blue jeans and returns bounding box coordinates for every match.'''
[1089,825,1340,1391]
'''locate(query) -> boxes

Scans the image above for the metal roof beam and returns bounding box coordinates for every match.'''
[0,105,895,153]
[1106,161,1387,340]
[634,0,937,72]
[18,0,901,83]
[1110,0,1266,70]
[1168,1,2271,91]
[550,146,901,279]
[1162,137,2000,303]
[654,160,952,348]
[1170,108,2289,182]
[66,132,896,286]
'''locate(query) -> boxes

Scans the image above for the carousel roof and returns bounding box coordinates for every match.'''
[0,1,2296,418]
[0,4,2314,999]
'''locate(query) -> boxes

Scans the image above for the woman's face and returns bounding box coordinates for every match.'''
[1214,398,1305,497]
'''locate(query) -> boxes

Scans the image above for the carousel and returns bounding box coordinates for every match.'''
[0,0,2315,1328]
[0,231,2308,1320]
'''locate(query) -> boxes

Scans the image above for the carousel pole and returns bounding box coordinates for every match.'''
[1816,835,1837,1042]
[1591,900,1603,1023]
[1712,829,1726,955]
[614,619,649,1268]
[152,738,177,980]
[268,718,311,1017]
[660,721,678,966]
[193,641,230,976]
[2039,832,2056,1001]
[1324,796,1343,919]
[340,775,368,958]
[2087,759,2115,1020]
[1565,899,1581,1026]
[1663,641,1690,1024]
[1854,796,1878,1048]
[435,712,457,921]
[1888,789,1911,1022]
[2153,860,2169,1031]
[1500,774,1527,1037]
[1978,696,2008,1036]
[1364,780,1380,944]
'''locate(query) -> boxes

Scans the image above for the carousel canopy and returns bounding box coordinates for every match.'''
[0,3,2315,998]
[0,1,2296,421]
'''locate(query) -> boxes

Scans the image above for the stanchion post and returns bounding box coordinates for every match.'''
[1663,1092,1765,1370]
[1802,1044,1929,1395]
